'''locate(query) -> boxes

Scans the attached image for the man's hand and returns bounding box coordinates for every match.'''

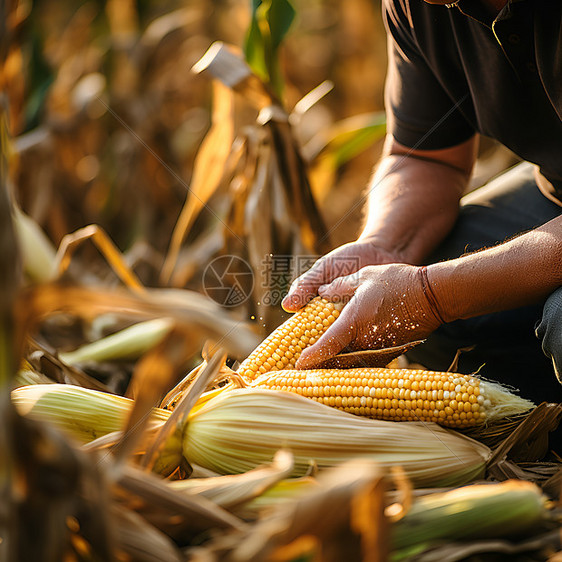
[295,263,444,369]
[282,135,476,314]
[281,238,400,313]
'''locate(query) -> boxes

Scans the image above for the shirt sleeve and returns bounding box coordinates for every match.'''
[383,0,475,150]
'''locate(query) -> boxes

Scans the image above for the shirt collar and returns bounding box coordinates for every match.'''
[455,0,521,27]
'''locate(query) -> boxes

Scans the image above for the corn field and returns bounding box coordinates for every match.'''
[1,1,560,561]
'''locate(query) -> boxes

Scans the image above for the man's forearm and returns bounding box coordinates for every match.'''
[359,154,469,263]
[359,136,476,264]
[428,216,562,322]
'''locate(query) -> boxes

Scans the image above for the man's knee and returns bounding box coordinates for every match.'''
[536,287,562,383]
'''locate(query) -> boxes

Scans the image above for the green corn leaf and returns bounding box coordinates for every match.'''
[244,0,296,98]
[305,112,387,168]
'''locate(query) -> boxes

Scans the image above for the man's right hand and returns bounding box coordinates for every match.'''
[281,237,400,312]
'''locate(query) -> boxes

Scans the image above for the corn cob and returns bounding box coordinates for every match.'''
[252,368,534,428]
[184,388,491,487]
[59,318,174,365]
[237,297,343,380]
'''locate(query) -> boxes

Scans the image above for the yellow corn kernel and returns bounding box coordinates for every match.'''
[237,297,343,380]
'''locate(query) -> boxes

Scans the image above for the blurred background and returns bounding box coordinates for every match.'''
[3,0,516,336]
[8,0,385,253]
[0,0,398,329]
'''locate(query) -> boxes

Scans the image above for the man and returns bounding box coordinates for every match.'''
[282,0,562,406]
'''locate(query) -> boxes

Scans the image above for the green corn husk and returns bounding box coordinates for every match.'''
[12,384,170,441]
[13,367,53,387]
[11,384,181,475]
[14,206,57,283]
[183,388,492,488]
[235,476,318,519]
[391,480,549,558]
[59,318,174,365]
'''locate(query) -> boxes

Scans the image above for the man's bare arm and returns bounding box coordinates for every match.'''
[359,134,478,263]
[429,217,562,322]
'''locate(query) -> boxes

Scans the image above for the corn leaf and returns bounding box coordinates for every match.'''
[169,449,294,510]
[161,80,235,285]
[244,0,296,97]
[116,463,245,542]
[304,111,387,166]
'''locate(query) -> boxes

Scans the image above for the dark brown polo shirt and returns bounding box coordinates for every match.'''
[383,0,562,203]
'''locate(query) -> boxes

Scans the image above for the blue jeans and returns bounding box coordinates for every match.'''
[406,162,562,406]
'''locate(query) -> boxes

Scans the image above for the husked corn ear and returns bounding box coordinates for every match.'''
[238,297,343,380]
[253,368,534,428]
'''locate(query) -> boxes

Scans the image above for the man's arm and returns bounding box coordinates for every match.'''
[295,217,562,369]
[429,218,562,321]
[282,133,477,311]
[359,134,478,263]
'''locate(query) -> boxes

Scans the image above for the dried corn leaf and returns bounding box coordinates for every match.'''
[112,505,183,562]
[139,349,226,475]
[18,283,259,360]
[316,340,424,370]
[162,80,235,285]
[488,403,562,469]
[169,449,294,510]
[264,112,330,255]
[291,80,334,121]
[0,100,21,387]
[159,362,204,411]
[26,339,113,392]
[193,42,274,109]
[116,463,245,542]
[244,133,275,328]
[189,459,387,562]
[8,413,114,560]
[111,326,199,471]
[55,224,145,293]
[141,7,205,51]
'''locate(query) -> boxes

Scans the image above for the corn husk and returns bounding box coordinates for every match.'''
[11,384,181,476]
[183,388,492,488]
[13,367,53,387]
[391,480,549,557]
[59,318,174,365]
[13,206,57,283]
[11,384,172,442]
